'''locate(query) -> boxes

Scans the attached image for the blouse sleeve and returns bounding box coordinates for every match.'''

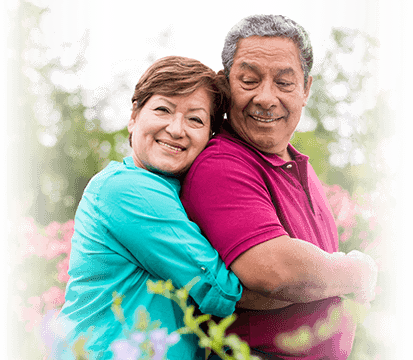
[97,169,242,318]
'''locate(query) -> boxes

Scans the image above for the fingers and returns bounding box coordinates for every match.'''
[345,250,378,303]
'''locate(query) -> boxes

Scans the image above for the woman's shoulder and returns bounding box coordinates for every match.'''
[87,158,180,206]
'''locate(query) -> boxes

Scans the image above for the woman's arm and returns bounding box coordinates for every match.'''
[102,168,243,318]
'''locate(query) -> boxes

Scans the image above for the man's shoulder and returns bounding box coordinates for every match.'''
[194,133,255,164]
[211,132,250,150]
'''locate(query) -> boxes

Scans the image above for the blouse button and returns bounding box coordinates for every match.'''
[285,164,293,169]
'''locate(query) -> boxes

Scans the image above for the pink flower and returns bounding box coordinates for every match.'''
[27,295,38,304]
[375,286,383,295]
[57,256,70,283]
[45,240,71,260]
[22,296,42,332]
[18,217,37,238]
[45,221,61,238]
[19,233,50,260]
[339,229,353,243]
[63,232,74,246]
[369,215,378,231]
[359,239,369,250]
[323,184,357,230]
[61,219,75,233]
[363,236,382,253]
[42,286,65,311]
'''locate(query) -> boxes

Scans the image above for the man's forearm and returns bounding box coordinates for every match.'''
[237,287,294,310]
[231,235,377,304]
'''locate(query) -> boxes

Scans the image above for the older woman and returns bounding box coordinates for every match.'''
[55,56,242,360]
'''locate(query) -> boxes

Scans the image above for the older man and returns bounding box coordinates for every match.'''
[181,15,378,359]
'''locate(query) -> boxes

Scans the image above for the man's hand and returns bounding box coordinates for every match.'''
[346,250,378,304]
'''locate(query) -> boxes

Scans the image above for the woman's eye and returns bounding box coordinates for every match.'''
[190,117,204,125]
[155,106,170,113]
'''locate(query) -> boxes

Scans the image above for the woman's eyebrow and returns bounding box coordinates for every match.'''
[157,98,177,109]
[188,107,209,115]
[157,98,208,115]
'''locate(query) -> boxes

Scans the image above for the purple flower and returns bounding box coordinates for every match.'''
[111,329,179,360]
[150,329,180,360]
[40,309,60,350]
[111,339,142,360]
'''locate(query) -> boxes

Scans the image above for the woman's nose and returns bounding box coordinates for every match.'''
[165,115,185,138]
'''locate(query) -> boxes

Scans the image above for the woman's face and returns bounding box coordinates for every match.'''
[128,87,212,176]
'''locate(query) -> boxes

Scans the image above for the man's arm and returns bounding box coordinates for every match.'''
[232,235,377,305]
[236,287,294,310]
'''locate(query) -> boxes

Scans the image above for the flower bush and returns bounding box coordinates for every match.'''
[8,183,388,359]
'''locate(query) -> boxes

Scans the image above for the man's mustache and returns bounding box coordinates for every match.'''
[250,110,283,118]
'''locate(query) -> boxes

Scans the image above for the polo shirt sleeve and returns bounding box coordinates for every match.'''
[181,153,288,267]
[98,169,242,318]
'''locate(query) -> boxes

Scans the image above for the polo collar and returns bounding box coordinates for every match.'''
[123,156,138,169]
[218,124,309,168]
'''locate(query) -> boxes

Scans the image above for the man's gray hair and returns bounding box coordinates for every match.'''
[222,15,313,87]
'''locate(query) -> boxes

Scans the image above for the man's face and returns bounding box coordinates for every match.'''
[228,36,312,159]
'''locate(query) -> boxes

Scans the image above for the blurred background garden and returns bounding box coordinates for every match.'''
[5,0,410,359]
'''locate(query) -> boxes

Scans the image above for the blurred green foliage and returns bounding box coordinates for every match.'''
[9,0,130,226]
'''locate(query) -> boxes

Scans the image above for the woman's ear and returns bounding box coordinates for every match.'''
[127,115,135,133]
[128,102,139,132]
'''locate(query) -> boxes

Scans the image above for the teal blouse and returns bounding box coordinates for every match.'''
[56,157,242,359]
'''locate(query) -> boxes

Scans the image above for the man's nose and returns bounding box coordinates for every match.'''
[165,115,185,138]
[252,80,280,110]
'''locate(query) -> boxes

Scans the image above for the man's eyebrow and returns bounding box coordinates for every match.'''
[277,68,295,76]
[239,62,260,73]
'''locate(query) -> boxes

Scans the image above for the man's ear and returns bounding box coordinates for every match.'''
[303,76,313,106]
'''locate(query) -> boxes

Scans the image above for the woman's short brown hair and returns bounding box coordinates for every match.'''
[130,56,229,139]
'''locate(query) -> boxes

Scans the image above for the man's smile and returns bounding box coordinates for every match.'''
[249,114,284,123]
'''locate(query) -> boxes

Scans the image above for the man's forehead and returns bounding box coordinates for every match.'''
[232,37,302,74]
[236,60,297,78]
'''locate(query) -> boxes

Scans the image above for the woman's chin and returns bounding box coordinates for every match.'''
[146,162,188,177]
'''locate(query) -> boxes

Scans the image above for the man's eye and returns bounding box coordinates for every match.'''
[242,79,258,85]
[276,81,296,92]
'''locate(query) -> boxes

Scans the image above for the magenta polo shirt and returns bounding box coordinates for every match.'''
[181,129,356,359]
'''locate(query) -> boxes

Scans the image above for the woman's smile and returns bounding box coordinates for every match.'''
[156,140,186,152]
